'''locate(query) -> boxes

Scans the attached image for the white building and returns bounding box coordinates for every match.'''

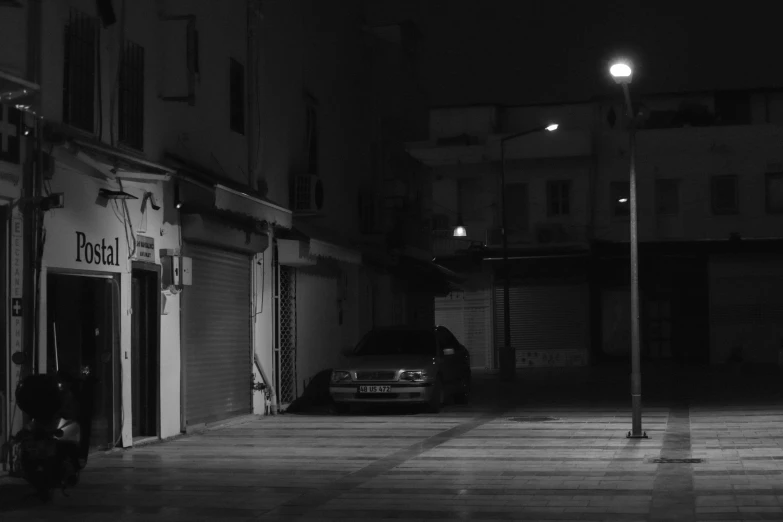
[408,104,595,369]
[595,88,783,365]
[1,0,447,455]
[410,88,783,370]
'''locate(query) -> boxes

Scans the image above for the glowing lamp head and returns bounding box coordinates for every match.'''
[453,225,467,238]
[545,123,558,132]
[609,62,633,84]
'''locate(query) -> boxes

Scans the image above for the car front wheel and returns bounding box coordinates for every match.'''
[454,375,471,404]
[426,378,443,413]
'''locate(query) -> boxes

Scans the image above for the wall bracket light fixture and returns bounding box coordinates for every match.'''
[98,188,137,200]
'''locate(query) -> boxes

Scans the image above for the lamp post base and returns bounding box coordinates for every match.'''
[627,432,649,439]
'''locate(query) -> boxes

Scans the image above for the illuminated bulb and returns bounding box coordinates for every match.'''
[453,225,467,237]
[610,63,632,78]
[545,123,558,132]
[618,198,628,203]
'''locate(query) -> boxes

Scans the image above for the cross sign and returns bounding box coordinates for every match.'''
[0,105,21,164]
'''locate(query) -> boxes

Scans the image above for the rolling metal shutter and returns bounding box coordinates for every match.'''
[709,255,783,364]
[493,283,588,366]
[435,290,491,369]
[182,243,252,426]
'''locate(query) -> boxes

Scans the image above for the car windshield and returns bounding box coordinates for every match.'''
[354,330,436,356]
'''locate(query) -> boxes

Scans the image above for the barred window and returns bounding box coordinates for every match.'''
[229,58,245,134]
[63,9,97,132]
[547,180,571,216]
[119,40,145,150]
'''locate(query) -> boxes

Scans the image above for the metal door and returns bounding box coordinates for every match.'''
[182,243,252,426]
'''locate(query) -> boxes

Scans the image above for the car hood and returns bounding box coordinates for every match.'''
[340,354,437,371]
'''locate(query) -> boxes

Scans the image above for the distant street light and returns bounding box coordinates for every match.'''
[609,59,646,439]
[498,123,558,382]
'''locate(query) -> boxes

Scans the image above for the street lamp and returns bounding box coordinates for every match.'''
[498,123,558,382]
[609,59,646,439]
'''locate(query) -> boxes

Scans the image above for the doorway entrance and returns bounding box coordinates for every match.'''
[47,272,120,451]
[131,266,159,438]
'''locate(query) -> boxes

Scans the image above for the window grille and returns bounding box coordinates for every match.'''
[117,41,144,150]
[63,9,97,133]
[119,40,145,150]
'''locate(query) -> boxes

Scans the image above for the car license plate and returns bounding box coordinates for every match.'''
[358,385,392,393]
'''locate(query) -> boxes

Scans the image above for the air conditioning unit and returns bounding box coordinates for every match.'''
[535,223,568,244]
[294,174,324,214]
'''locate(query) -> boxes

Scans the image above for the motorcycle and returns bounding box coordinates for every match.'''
[7,354,95,501]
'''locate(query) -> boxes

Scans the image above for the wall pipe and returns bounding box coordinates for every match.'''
[254,225,277,414]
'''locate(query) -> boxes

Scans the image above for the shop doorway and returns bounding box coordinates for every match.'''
[47,272,120,451]
[131,266,159,439]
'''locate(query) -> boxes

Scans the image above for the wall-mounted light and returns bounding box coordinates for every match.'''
[141,192,160,212]
[174,184,183,209]
[453,214,467,237]
[98,188,137,200]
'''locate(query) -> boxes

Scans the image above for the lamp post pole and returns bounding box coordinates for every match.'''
[611,62,646,439]
[625,84,644,438]
[497,124,558,382]
[499,138,512,381]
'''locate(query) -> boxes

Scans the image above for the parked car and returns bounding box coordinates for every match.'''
[329,325,471,413]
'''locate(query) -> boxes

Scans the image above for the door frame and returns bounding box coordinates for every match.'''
[131,261,161,439]
[42,268,122,448]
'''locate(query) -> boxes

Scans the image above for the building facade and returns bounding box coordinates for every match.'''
[408,104,596,369]
[2,0,445,456]
[411,88,783,370]
[595,89,783,366]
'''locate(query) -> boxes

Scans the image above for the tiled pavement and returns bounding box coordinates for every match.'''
[2,362,783,521]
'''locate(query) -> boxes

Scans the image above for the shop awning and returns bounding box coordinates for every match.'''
[282,221,363,265]
[48,129,175,182]
[215,184,292,230]
[165,153,292,230]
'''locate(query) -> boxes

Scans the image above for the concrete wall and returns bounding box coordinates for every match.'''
[36,0,250,187]
[595,124,783,242]
[432,160,592,247]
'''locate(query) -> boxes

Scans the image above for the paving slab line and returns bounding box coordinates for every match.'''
[650,398,695,521]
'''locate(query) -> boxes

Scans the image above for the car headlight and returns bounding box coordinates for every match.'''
[331,370,352,383]
[399,370,429,382]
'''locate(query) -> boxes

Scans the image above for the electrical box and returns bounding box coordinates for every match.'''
[181,256,192,285]
[161,250,192,290]
[161,254,180,288]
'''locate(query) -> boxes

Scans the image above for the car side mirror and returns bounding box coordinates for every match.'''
[443,348,455,356]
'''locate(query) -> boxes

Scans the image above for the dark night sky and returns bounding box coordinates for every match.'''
[366,0,783,106]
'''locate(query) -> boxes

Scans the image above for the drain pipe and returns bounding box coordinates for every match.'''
[254,353,276,415]
[253,224,277,415]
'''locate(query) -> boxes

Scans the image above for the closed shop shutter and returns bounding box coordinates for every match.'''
[493,283,589,367]
[709,255,783,364]
[436,290,491,369]
[464,290,491,369]
[182,243,252,426]
[435,296,464,341]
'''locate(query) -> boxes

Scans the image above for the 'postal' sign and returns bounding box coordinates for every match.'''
[75,231,120,266]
